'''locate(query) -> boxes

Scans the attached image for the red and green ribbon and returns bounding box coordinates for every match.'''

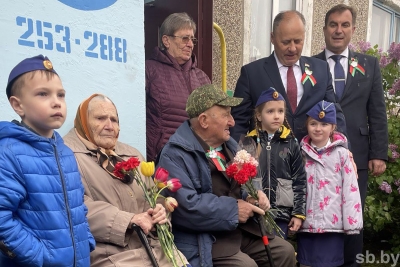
[349,58,365,76]
[206,146,226,171]
[301,67,317,86]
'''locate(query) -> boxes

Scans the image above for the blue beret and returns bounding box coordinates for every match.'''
[255,87,285,107]
[6,55,57,99]
[306,100,336,124]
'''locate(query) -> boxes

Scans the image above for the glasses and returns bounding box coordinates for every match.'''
[169,35,198,45]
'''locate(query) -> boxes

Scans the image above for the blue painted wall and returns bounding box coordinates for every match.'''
[0,0,146,155]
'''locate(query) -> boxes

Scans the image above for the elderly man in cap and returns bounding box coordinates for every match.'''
[157,84,295,267]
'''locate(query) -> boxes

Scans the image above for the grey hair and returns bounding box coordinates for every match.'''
[88,95,117,117]
[159,12,196,50]
[272,10,306,33]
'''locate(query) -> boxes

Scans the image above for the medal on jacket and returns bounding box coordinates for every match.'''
[206,146,226,171]
[301,64,317,86]
[349,57,365,76]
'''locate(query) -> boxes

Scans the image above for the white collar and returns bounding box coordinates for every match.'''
[325,47,349,59]
[311,139,332,151]
[274,52,300,69]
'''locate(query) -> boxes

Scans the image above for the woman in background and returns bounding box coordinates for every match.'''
[146,12,210,162]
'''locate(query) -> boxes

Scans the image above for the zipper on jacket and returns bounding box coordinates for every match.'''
[53,143,77,266]
[266,137,272,201]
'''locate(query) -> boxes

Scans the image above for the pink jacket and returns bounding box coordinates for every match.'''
[299,132,363,234]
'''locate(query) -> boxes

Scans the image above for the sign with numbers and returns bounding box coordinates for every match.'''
[0,0,145,153]
[15,16,127,63]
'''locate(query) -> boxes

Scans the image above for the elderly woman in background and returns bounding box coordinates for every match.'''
[146,12,211,162]
[64,94,188,267]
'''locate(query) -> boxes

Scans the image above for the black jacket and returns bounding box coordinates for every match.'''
[248,126,306,222]
[232,53,347,143]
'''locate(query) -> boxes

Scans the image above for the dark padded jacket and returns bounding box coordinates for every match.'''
[145,47,210,162]
[247,126,306,222]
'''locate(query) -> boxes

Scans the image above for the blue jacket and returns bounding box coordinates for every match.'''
[157,121,239,267]
[0,121,95,267]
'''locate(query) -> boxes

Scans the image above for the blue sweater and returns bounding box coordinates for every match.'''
[0,121,95,266]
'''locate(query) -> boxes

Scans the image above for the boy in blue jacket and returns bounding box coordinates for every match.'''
[0,55,95,266]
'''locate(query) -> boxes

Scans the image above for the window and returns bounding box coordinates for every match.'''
[394,16,400,43]
[371,2,400,50]
[245,0,297,64]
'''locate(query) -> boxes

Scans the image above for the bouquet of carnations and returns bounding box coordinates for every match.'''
[225,149,284,238]
[113,158,184,267]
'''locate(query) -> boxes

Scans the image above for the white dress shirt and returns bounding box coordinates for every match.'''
[325,47,349,93]
[274,53,303,106]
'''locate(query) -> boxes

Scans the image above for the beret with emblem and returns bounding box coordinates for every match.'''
[255,87,285,107]
[6,54,57,99]
[306,100,336,124]
[186,84,243,118]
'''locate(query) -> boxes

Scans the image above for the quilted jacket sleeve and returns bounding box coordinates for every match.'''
[0,148,46,266]
[341,152,363,234]
[82,200,96,251]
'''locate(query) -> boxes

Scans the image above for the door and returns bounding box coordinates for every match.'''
[144,0,213,80]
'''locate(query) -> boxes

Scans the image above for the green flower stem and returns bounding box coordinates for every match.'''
[154,185,169,201]
[125,169,184,266]
[244,180,284,238]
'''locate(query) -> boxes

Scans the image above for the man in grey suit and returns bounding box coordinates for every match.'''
[231,10,347,143]
[314,4,388,267]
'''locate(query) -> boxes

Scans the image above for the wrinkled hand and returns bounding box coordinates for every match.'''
[246,191,270,211]
[288,217,302,232]
[149,203,168,225]
[237,199,265,223]
[130,212,153,234]
[348,151,358,179]
[369,159,386,176]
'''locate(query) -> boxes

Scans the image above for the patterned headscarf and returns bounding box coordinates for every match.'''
[74,94,132,183]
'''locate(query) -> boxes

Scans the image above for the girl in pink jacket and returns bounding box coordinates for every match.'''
[297,100,363,267]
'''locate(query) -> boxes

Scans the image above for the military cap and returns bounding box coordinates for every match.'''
[306,100,336,124]
[186,84,243,118]
[255,87,285,107]
[6,55,57,99]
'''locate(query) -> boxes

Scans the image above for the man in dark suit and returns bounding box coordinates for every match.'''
[314,4,388,267]
[231,10,347,143]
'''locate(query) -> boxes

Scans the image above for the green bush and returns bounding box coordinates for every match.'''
[349,41,400,253]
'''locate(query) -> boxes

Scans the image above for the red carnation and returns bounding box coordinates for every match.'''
[234,169,250,185]
[242,163,257,178]
[125,157,140,171]
[113,162,125,178]
[226,163,239,178]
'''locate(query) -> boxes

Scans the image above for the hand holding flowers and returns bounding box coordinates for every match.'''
[113,158,184,267]
[246,190,271,211]
[226,149,284,238]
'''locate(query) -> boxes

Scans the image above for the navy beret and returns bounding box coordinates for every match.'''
[255,87,285,107]
[6,55,57,99]
[306,100,336,124]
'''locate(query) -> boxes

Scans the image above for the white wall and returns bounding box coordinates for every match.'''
[0,0,146,155]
